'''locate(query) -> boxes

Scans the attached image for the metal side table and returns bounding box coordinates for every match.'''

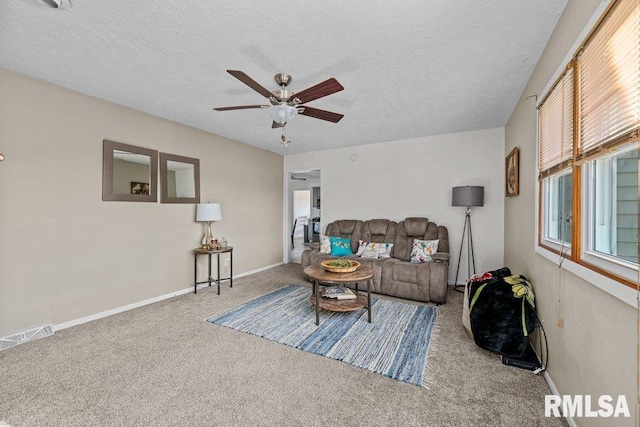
[193,246,233,294]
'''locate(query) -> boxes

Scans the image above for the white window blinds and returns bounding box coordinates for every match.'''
[538,67,574,176]
[577,0,640,156]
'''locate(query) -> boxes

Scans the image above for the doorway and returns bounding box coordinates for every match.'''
[288,169,321,263]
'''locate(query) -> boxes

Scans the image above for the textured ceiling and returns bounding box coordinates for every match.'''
[1,1,566,155]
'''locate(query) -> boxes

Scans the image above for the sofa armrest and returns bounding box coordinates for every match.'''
[432,252,449,263]
[300,248,319,269]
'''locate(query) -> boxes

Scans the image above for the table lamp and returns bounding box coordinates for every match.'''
[196,203,222,249]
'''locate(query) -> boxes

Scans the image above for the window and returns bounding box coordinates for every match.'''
[538,67,574,253]
[542,170,573,246]
[582,147,638,281]
[537,0,639,287]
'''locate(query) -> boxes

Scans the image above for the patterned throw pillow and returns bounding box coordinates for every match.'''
[319,234,331,254]
[330,237,353,256]
[376,242,394,258]
[410,239,440,263]
[360,248,379,259]
[355,240,394,258]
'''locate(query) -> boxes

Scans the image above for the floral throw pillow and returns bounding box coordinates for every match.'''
[360,248,379,259]
[330,237,353,256]
[375,242,394,258]
[319,234,331,254]
[355,240,394,258]
[410,239,439,263]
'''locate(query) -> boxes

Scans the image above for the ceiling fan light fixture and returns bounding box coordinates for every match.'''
[268,104,297,124]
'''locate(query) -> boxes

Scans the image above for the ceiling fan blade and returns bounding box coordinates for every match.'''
[294,78,344,104]
[213,105,266,111]
[227,70,273,98]
[299,106,344,123]
[272,121,286,128]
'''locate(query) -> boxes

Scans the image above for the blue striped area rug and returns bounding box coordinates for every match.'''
[206,285,439,387]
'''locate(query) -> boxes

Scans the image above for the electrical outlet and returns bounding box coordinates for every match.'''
[224,258,230,266]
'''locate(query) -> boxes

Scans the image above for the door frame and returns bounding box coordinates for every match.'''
[283,168,322,263]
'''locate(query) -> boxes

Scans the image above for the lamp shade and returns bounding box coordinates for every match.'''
[452,186,484,207]
[196,203,222,222]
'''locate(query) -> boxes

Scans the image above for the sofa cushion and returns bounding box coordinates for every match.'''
[394,218,427,261]
[410,239,439,263]
[380,258,431,302]
[392,261,418,283]
[330,237,353,256]
[394,218,444,261]
[361,219,397,256]
[404,217,429,237]
[362,219,397,241]
[325,220,363,253]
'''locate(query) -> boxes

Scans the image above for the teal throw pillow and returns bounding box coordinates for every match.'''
[330,237,353,256]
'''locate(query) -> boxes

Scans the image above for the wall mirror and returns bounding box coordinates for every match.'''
[160,153,200,204]
[102,140,158,202]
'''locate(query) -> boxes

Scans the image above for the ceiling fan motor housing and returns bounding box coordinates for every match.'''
[271,89,296,105]
[274,73,292,87]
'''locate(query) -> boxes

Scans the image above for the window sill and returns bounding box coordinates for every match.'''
[534,245,637,307]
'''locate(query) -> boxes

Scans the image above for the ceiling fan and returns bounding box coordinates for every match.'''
[213,70,344,129]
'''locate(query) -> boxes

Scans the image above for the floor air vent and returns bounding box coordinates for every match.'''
[0,324,54,351]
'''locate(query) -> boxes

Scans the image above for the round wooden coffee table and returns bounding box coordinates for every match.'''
[303,264,374,326]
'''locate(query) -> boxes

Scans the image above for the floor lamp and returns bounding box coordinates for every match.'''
[452,186,484,292]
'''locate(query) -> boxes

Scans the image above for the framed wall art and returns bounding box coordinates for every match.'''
[505,147,519,197]
[130,181,150,195]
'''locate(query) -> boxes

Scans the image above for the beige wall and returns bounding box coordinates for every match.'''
[0,67,283,337]
[285,128,505,282]
[504,1,637,424]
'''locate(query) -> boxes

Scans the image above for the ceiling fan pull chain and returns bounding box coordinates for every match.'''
[281,128,291,147]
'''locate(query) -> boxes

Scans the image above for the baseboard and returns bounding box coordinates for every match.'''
[238,262,284,278]
[543,371,576,427]
[53,262,285,332]
[53,287,194,332]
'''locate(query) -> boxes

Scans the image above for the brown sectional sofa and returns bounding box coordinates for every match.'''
[301,217,450,303]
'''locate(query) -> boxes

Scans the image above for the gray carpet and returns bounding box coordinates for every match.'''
[0,264,565,426]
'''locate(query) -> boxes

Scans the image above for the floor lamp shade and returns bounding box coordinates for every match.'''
[196,203,222,222]
[452,186,484,208]
[451,186,484,293]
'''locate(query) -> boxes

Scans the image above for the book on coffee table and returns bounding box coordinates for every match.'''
[322,286,357,300]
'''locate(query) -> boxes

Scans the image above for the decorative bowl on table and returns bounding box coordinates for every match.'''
[321,259,360,273]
